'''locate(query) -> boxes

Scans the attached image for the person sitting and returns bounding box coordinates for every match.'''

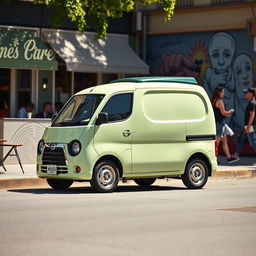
[35,102,53,118]
[17,102,35,118]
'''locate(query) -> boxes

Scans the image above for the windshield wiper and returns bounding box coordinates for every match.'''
[52,119,90,127]
[52,122,73,127]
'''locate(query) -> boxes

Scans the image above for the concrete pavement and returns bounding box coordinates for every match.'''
[0,155,255,189]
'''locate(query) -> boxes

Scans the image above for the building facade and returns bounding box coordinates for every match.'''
[144,0,256,132]
[0,1,148,164]
[0,1,148,118]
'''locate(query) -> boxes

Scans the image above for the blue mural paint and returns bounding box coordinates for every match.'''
[147,29,256,130]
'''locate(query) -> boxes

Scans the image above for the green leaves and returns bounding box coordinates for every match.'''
[34,0,176,38]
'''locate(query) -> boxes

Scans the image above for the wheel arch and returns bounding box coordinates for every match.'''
[94,155,123,178]
[186,153,212,176]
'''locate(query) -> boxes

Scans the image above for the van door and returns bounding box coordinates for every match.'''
[93,93,134,173]
[131,89,187,175]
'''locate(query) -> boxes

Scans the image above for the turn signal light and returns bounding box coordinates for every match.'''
[76,166,81,173]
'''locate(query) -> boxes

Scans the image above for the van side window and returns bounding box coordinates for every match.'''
[102,93,133,122]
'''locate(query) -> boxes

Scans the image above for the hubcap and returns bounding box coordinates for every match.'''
[97,165,116,188]
[189,163,205,185]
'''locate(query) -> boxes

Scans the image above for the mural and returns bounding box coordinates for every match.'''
[147,30,256,130]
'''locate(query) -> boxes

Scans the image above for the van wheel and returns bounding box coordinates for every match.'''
[90,160,119,193]
[46,179,73,190]
[181,158,208,189]
[134,178,156,187]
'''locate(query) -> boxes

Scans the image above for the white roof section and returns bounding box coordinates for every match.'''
[42,29,149,74]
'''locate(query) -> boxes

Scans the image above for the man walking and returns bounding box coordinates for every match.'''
[234,88,256,158]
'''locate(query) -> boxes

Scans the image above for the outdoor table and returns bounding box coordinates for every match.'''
[0,142,24,174]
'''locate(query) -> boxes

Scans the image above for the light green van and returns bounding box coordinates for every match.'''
[37,77,217,192]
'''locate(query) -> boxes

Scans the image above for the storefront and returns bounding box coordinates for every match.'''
[0,25,149,164]
[0,25,149,118]
[0,26,58,117]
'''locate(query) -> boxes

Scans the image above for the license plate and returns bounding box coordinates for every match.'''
[47,165,57,175]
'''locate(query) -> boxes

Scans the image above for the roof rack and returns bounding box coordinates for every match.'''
[111,76,197,85]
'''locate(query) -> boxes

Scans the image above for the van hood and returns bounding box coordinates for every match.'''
[42,126,84,143]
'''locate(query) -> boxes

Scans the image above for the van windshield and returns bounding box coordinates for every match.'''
[52,94,105,127]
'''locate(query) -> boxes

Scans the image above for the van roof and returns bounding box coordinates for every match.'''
[76,76,200,96]
[111,76,197,85]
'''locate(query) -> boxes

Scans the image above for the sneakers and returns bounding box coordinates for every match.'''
[227,156,240,164]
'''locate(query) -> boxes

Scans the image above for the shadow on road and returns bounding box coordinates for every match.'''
[7,184,188,195]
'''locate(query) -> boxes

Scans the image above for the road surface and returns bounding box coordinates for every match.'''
[0,178,255,256]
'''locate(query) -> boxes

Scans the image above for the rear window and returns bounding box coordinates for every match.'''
[143,91,207,121]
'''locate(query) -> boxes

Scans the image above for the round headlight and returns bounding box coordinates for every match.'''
[68,140,81,156]
[37,139,44,155]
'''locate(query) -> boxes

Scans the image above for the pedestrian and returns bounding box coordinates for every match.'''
[17,102,35,118]
[35,102,53,118]
[211,86,239,163]
[234,88,256,158]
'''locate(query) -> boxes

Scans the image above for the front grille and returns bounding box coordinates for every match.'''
[42,146,66,165]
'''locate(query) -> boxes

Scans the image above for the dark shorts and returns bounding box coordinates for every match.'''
[216,122,225,137]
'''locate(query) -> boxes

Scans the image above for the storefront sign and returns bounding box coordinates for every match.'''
[0,27,57,70]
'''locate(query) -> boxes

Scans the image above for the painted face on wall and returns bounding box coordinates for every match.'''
[209,33,236,73]
[234,54,253,88]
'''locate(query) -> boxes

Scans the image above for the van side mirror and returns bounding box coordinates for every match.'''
[96,112,109,125]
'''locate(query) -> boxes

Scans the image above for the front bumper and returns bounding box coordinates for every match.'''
[37,142,92,180]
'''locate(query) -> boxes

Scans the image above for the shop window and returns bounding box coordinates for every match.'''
[16,69,32,111]
[74,72,97,94]
[55,65,72,105]
[0,69,10,117]
[102,73,118,84]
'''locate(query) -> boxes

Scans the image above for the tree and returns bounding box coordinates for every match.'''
[34,0,176,38]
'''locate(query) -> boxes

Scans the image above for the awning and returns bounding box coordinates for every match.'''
[0,26,57,70]
[42,29,149,74]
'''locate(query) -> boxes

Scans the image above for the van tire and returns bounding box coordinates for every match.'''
[90,160,119,193]
[46,179,73,190]
[181,158,208,189]
[134,178,156,187]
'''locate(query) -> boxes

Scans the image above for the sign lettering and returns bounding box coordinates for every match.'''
[0,27,57,70]
[0,46,19,59]
[24,39,54,61]
[0,38,55,61]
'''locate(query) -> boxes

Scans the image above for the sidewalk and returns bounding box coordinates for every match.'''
[0,156,255,189]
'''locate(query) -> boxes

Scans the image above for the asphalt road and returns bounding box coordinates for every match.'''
[0,178,255,256]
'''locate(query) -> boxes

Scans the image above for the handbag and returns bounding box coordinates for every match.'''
[224,124,234,136]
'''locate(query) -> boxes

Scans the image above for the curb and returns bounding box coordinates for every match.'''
[0,169,255,190]
[0,178,47,190]
[213,169,256,179]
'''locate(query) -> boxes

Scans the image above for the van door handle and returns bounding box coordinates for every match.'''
[123,129,132,137]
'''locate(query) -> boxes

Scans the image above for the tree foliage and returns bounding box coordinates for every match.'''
[34,0,176,38]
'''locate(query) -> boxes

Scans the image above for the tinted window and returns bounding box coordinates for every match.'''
[102,93,133,122]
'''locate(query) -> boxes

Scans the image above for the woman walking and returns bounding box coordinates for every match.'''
[211,86,239,163]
